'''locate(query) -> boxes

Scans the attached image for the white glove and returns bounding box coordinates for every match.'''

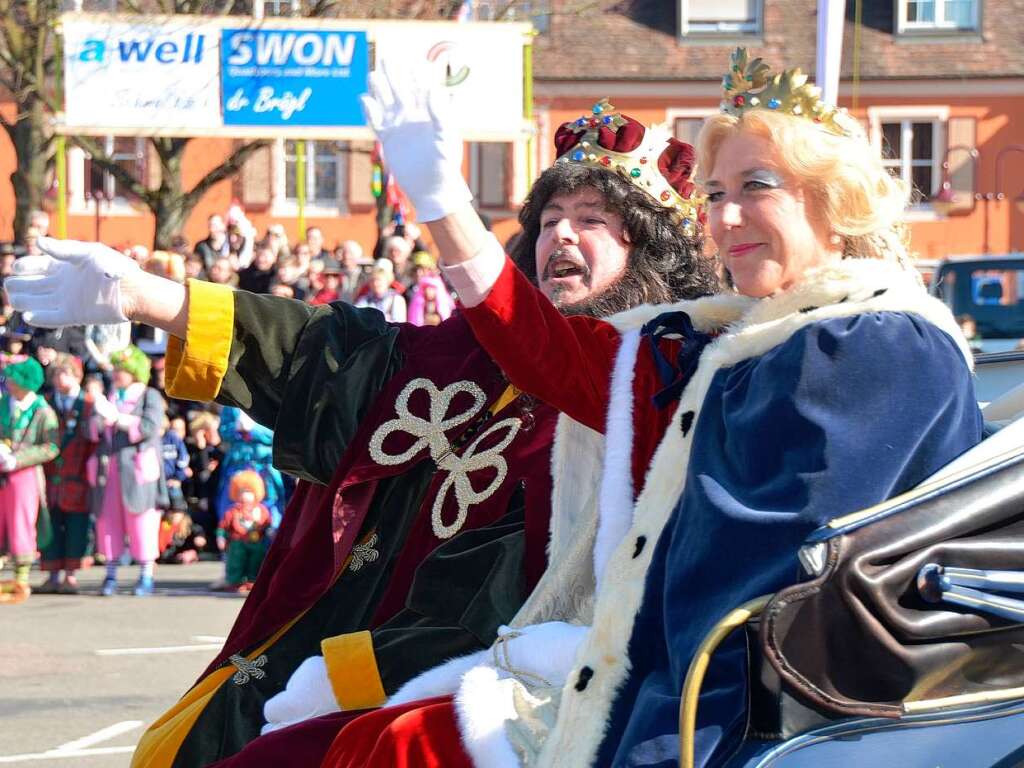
[5,236,141,328]
[0,444,16,472]
[91,393,119,425]
[261,655,339,736]
[360,60,472,222]
[490,622,589,687]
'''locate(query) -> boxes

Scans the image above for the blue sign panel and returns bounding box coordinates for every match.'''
[220,28,368,127]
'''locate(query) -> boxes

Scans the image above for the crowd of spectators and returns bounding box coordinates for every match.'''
[0,205,458,596]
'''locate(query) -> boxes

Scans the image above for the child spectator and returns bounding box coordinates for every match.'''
[162,415,190,514]
[157,502,207,565]
[185,411,222,543]
[0,358,59,604]
[216,408,284,526]
[89,345,166,597]
[407,274,455,327]
[216,470,272,592]
[38,354,96,594]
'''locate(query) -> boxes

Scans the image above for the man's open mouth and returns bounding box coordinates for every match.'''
[544,251,589,281]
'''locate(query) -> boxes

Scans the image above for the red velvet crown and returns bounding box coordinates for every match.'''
[554,99,702,234]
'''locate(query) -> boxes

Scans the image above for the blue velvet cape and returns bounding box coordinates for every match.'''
[596,312,983,768]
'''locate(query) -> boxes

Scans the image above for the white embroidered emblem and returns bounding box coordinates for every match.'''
[369,378,522,539]
[349,533,380,572]
[229,654,268,685]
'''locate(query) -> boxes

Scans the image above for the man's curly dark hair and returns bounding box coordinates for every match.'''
[508,162,719,318]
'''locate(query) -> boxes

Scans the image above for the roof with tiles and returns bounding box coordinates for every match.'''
[533,0,1024,81]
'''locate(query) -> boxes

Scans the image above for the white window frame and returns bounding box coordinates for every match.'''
[868,105,949,220]
[469,141,514,213]
[678,0,762,36]
[66,136,145,216]
[666,107,716,146]
[272,138,350,218]
[897,0,979,32]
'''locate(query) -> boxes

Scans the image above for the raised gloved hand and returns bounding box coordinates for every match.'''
[490,621,589,687]
[261,655,339,736]
[360,60,472,222]
[4,236,141,328]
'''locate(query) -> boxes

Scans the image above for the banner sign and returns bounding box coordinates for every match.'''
[220,28,369,127]
[372,23,529,139]
[63,17,222,132]
[59,15,531,139]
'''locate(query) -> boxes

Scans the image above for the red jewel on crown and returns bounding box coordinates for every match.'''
[733,94,746,107]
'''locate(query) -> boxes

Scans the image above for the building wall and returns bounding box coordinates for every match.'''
[2,83,1021,263]
[535,83,1024,262]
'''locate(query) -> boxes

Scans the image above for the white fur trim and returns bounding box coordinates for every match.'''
[593,328,640,585]
[386,648,488,707]
[455,667,521,768]
[440,233,507,308]
[535,260,972,768]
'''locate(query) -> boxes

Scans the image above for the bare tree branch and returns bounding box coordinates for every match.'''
[71,135,154,204]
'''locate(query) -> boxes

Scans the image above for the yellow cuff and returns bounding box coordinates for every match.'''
[321,631,387,711]
[165,279,234,401]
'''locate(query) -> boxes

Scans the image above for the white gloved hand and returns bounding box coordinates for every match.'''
[91,393,120,425]
[261,655,339,736]
[5,236,141,328]
[360,60,472,222]
[491,621,589,687]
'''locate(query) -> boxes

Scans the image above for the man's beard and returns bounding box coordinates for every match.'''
[542,246,644,320]
[552,260,652,319]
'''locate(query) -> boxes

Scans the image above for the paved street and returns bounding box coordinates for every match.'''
[0,561,244,767]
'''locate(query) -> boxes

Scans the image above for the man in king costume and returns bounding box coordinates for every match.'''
[310,54,980,768]
[5,99,716,766]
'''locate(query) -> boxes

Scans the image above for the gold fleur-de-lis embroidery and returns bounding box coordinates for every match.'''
[230,654,268,685]
[349,533,380,572]
[369,379,522,539]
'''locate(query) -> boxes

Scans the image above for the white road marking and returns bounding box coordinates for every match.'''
[95,643,223,656]
[0,746,136,763]
[0,720,142,763]
[190,635,227,643]
[52,720,143,752]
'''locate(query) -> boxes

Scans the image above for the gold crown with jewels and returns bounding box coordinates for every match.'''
[556,99,704,236]
[720,48,862,138]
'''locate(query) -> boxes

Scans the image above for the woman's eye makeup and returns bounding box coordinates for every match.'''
[744,170,784,189]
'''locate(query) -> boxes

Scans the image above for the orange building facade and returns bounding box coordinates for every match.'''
[1,0,1022,263]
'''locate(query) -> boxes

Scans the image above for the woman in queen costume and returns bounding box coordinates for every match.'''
[308,48,985,767]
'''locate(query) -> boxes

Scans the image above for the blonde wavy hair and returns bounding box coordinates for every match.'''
[696,109,915,268]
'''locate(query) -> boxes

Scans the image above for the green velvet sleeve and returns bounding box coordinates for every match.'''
[215,293,405,485]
